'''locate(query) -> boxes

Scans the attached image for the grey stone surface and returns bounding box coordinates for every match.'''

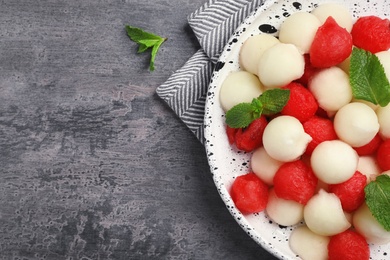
[0,0,277,259]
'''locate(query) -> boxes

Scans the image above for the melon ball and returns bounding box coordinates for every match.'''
[376,51,390,80]
[353,98,379,111]
[353,203,390,244]
[334,102,379,147]
[338,52,351,73]
[251,147,283,185]
[289,225,330,260]
[239,34,279,75]
[263,116,312,162]
[376,103,390,139]
[258,43,305,89]
[304,189,351,236]
[278,12,321,53]
[312,3,353,32]
[219,71,263,111]
[309,66,352,113]
[266,189,304,226]
[357,156,381,182]
[311,140,358,184]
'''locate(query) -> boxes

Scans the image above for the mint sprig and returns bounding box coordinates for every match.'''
[125,25,167,71]
[225,89,290,128]
[349,47,390,107]
[365,174,390,231]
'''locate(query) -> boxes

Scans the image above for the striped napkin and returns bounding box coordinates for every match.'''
[156,0,265,144]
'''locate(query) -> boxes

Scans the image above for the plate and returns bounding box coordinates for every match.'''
[204,0,390,259]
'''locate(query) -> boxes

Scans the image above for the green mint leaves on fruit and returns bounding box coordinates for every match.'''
[365,174,390,231]
[125,25,167,71]
[225,102,258,129]
[349,47,390,107]
[225,89,290,128]
[259,88,291,115]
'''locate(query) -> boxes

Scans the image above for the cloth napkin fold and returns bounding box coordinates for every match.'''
[156,0,265,144]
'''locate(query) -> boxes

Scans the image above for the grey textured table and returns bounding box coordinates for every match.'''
[0,0,277,259]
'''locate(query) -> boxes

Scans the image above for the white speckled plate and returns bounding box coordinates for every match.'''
[204,0,390,259]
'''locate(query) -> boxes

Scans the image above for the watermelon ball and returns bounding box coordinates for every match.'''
[376,139,390,171]
[315,106,329,118]
[303,116,338,155]
[230,172,269,214]
[328,229,370,260]
[351,16,390,53]
[310,16,353,68]
[273,160,318,205]
[281,82,319,123]
[234,116,268,152]
[353,134,382,156]
[328,171,367,212]
[226,125,238,145]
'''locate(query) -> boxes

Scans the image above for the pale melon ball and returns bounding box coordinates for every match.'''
[219,71,263,111]
[263,116,312,162]
[338,53,351,73]
[309,66,352,113]
[251,147,283,185]
[311,140,358,184]
[352,98,379,111]
[376,51,390,80]
[266,189,304,226]
[304,189,351,236]
[357,156,381,182]
[278,12,321,53]
[258,43,305,89]
[239,34,279,75]
[312,3,353,32]
[376,103,390,139]
[289,225,330,260]
[334,102,380,147]
[353,203,390,244]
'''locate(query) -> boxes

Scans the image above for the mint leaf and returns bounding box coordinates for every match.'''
[225,89,290,128]
[137,43,149,53]
[125,25,167,71]
[259,88,290,115]
[250,98,263,119]
[365,174,390,231]
[349,47,390,106]
[225,102,258,128]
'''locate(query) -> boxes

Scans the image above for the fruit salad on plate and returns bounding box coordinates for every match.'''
[205,1,390,259]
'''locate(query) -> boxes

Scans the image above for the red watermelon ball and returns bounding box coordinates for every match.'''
[230,172,269,214]
[328,171,367,212]
[273,160,318,205]
[234,116,268,152]
[328,229,369,260]
[303,116,338,155]
[376,139,390,171]
[281,82,319,123]
[351,16,390,53]
[310,16,353,68]
[353,134,382,156]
